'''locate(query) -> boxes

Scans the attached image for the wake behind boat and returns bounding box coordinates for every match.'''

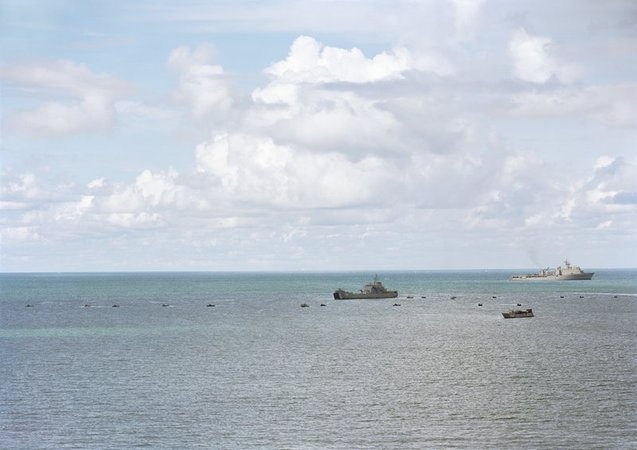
[333,275,398,300]
[511,260,594,281]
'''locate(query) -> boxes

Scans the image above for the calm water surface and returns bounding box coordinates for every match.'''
[1,270,636,449]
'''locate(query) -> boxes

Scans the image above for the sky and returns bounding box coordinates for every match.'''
[1,0,636,272]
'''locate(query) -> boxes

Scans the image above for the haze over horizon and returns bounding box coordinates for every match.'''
[1,0,636,272]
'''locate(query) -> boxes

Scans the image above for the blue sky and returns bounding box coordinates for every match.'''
[1,0,636,271]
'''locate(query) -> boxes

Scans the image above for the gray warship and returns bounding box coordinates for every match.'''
[333,275,398,299]
[511,260,594,281]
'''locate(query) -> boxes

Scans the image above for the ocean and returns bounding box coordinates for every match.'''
[1,270,636,449]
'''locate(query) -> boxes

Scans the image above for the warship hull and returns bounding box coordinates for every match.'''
[333,291,398,300]
[511,272,594,281]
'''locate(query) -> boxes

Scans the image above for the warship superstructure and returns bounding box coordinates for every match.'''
[511,260,594,281]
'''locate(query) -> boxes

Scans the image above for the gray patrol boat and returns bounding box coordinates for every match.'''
[333,275,398,299]
[511,260,594,281]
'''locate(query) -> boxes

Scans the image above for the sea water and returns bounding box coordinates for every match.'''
[1,270,636,449]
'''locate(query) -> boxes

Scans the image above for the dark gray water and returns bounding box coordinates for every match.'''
[1,270,636,448]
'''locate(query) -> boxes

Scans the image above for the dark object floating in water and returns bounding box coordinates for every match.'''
[162,304,169,307]
[517,303,522,306]
[320,303,326,306]
[406,296,413,299]
[393,303,401,306]
[26,304,33,307]
[492,296,497,299]
[560,295,565,298]
[206,304,215,307]
[83,304,91,308]
[614,295,618,298]
[502,308,534,319]
[300,303,309,308]
[478,303,483,306]
[579,295,584,298]
[451,296,457,300]
[112,304,119,308]
[421,296,426,299]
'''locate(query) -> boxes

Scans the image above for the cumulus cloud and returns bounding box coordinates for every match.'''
[262,35,414,84]
[560,156,637,228]
[508,28,580,84]
[0,172,42,202]
[249,36,457,158]
[509,83,637,127]
[1,60,131,136]
[253,36,453,106]
[168,43,235,119]
[195,132,395,209]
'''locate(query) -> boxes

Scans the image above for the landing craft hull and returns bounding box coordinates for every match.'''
[502,309,534,318]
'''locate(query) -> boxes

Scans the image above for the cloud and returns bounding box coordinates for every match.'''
[450,0,485,40]
[509,83,637,127]
[262,35,415,85]
[0,172,42,202]
[0,226,41,242]
[260,35,453,89]
[508,28,580,84]
[194,132,395,209]
[1,23,636,269]
[249,36,455,157]
[168,43,235,119]
[560,156,637,227]
[1,60,131,136]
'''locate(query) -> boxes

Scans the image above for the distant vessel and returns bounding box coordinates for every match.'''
[502,308,534,319]
[511,260,594,281]
[333,275,398,300]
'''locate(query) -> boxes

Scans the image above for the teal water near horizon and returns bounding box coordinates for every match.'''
[1,270,636,448]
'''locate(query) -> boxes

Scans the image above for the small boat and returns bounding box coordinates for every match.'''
[333,275,398,300]
[502,308,534,319]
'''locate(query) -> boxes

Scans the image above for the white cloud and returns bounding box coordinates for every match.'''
[98,168,207,214]
[1,60,131,136]
[0,226,41,241]
[262,35,453,88]
[510,83,637,127]
[168,43,235,119]
[249,36,457,159]
[54,195,94,222]
[106,212,164,228]
[508,28,580,84]
[1,172,41,200]
[263,35,414,84]
[195,132,395,209]
[560,156,637,224]
[451,0,485,40]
